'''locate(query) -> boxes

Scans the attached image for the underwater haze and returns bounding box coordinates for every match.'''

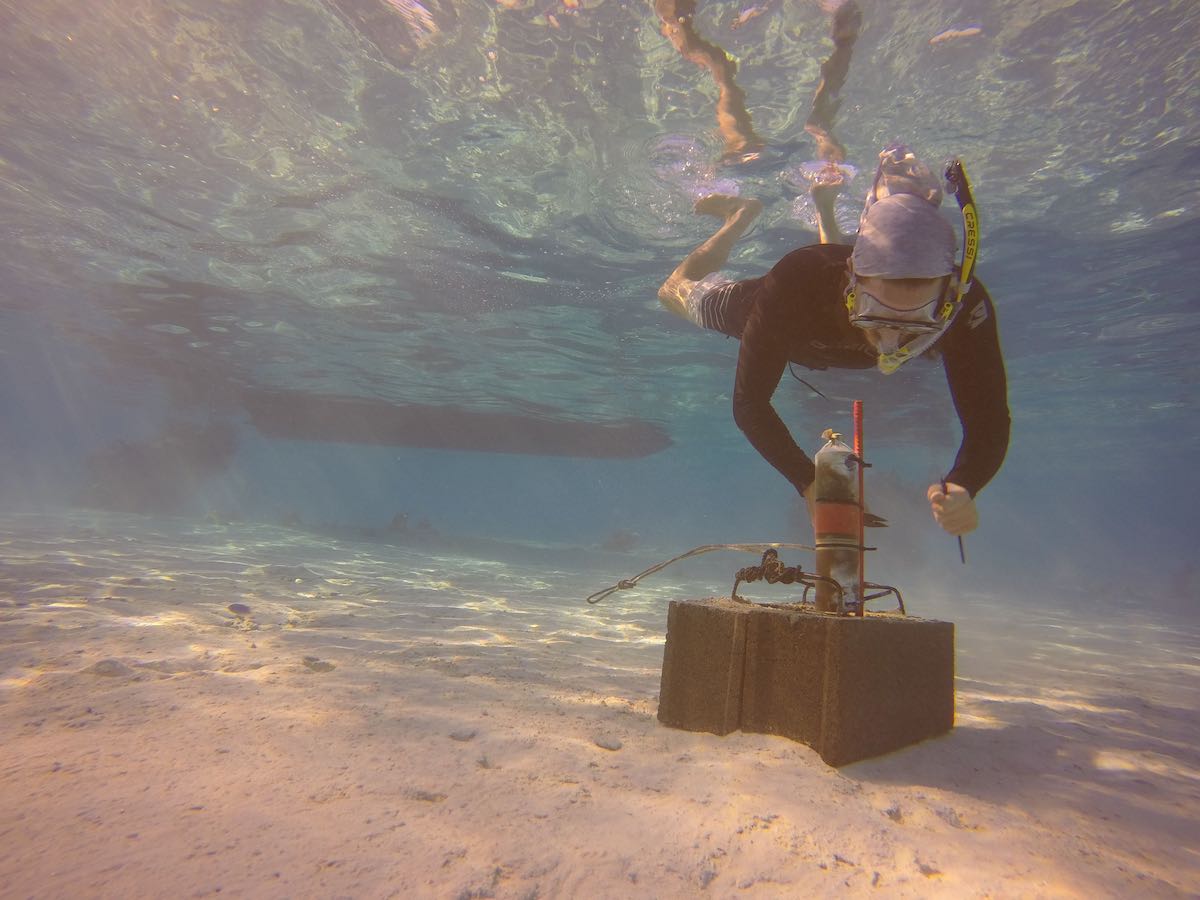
[2,0,1199,896]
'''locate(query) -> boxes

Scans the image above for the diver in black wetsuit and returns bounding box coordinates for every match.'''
[657,146,1011,538]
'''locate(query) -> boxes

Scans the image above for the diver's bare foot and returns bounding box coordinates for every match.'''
[811,178,846,245]
[810,179,843,207]
[694,194,763,221]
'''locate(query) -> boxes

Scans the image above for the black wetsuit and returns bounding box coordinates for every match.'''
[698,243,1010,498]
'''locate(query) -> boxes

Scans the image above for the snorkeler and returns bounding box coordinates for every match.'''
[657,144,1011,537]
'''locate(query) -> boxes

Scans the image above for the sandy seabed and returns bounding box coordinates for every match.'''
[1,512,1198,899]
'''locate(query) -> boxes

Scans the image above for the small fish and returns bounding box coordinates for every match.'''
[730,4,769,30]
[930,25,983,45]
[383,0,439,44]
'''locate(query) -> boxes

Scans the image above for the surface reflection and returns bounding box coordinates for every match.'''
[653,0,763,162]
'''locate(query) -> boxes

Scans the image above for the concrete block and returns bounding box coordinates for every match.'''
[657,598,749,735]
[737,605,829,747]
[657,598,954,766]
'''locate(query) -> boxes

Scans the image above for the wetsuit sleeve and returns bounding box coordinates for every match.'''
[732,299,817,496]
[941,288,1010,496]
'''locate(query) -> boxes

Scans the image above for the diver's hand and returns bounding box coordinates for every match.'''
[926,482,978,536]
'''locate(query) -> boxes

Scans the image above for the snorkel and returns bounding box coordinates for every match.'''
[942,158,978,320]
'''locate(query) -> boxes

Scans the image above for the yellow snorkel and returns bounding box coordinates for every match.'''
[942,158,979,321]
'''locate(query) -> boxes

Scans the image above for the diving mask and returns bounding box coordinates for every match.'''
[847,281,950,334]
[846,278,956,373]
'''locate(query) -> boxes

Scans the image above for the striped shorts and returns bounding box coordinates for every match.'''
[684,272,752,339]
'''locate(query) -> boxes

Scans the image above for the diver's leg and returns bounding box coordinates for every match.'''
[655,0,763,161]
[804,0,863,164]
[801,1,861,246]
[658,195,763,320]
